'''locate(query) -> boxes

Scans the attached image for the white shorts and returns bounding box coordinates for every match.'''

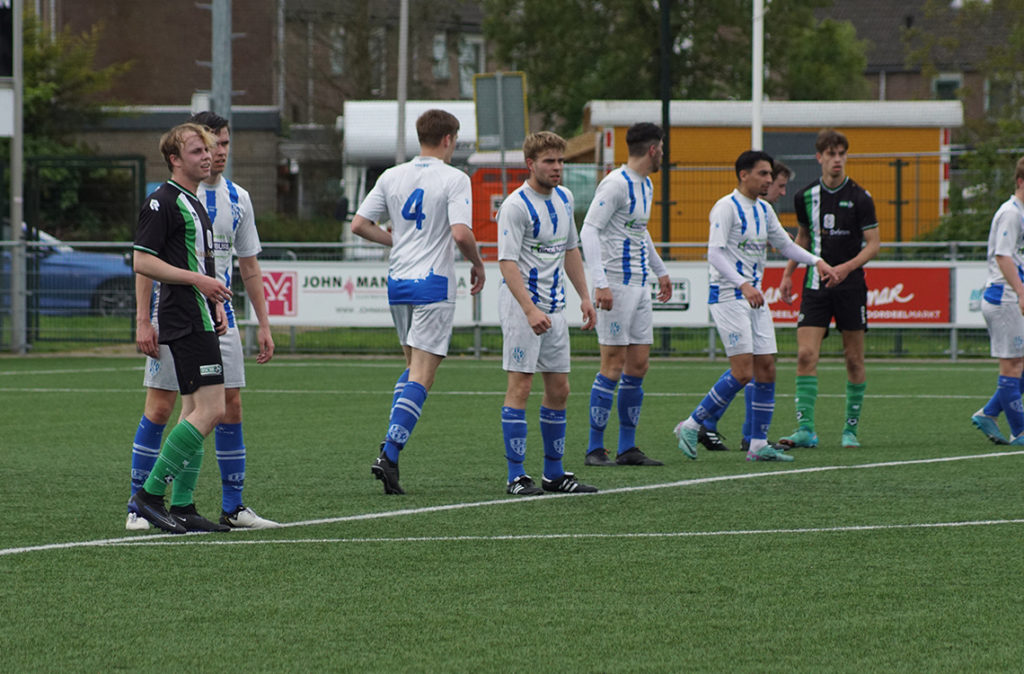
[596,284,653,346]
[390,301,455,357]
[500,284,571,373]
[983,300,1024,358]
[143,325,246,390]
[710,300,777,357]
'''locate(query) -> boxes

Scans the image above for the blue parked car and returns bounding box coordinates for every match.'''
[3,230,135,317]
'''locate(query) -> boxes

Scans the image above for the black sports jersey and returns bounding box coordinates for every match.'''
[794,176,878,289]
[134,180,218,343]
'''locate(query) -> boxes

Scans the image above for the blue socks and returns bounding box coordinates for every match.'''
[692,371,745,425]
[383,380,427,462]
[501,406,528,482]
[750,381,775,440]
[540,407,567,479]
[392,368,410,411]
[997,375,1024,437]
[617,374,643,453]
[130,415,165,497]
[741,383,754,441]
[588,373,617,452]
[215,422,246,513]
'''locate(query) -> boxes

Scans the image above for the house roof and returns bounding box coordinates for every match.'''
[821,0,1007,73]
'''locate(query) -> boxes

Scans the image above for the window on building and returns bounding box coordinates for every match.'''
[986,74,1022,117]
[330,27,345,76]
[432,33,449,80]
[932,73,963,100]
[458,35,485,98]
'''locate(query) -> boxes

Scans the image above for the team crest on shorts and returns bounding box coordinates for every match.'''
[512,346,525,363]
[148,360,161,377]
[610,322,622,336]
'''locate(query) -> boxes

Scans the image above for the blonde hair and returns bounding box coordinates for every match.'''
[159,122,215,171]
[522,131,566,162]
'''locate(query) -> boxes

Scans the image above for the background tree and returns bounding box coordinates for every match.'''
[482,0,871,134]
[905,0,1024,241]
[1,10,132,239]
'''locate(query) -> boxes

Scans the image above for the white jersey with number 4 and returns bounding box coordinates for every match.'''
[356,155,473,304]
[983,194,1024,305]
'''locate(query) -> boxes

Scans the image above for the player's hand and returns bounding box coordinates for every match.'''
[194,273,232,302]
[656,275,673,303]
[741,282,764,308]
[135,319,159,358]
[214,302,228,336]
[256,324,275,364]
[580,299,596,330]
[527,306,551,335]
[819,261,843,287]
[779,276,796,304]
[469,263,485,295]
[594,287,613,311]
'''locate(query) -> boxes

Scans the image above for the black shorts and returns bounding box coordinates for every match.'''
[166,330,224,394]
[797,282,868,332]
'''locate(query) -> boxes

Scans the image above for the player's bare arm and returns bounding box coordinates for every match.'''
[499,259,550,334]
[563,247,596,330]
[133,250,231,302]
[451,223,486,295]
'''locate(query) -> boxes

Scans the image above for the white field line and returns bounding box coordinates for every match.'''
[2,450,1021,558]
[0,386,996,400]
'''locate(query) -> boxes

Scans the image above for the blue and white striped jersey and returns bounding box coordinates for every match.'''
[356,156,473,305]
[498,182,578,314]
[707,189,792,304]
[582,164,653,287]
[983,195,1024,305]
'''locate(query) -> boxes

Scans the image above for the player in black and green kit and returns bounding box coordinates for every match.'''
[778,128,880,449]
[128,122,233,533]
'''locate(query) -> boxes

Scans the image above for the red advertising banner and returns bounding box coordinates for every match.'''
[764,266,950,324]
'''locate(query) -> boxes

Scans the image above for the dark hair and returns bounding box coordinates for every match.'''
[416,109,460,147]
[816,128,848,153]
[625,122,663,157]
[772,160,792,180]
[735,150,774,178]
[189,111,230,133]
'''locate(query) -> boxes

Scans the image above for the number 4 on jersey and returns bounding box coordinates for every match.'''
[401,189,426,229]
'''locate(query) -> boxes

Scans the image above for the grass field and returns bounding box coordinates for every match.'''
[1,355,1023,671]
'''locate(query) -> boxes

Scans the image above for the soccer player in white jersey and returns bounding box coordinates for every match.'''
[128,112,277,532]
[498,131,598,495]
[700,161,793,454]
[970,156,1024,446]
[351,109,486,495]
[579,122,672,467]
[673,150,837,462]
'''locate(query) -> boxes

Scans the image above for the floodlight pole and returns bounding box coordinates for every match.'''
[395,0,408,164]
[10,0,26,353]
[212,0,233,177]
[751,0,764,150]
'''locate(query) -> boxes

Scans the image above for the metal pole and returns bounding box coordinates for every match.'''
[212,0,233,177]
[395,0,408,164]
[10,0,26,353]
[277,0,285,124]
[497,71,507,199]
[751,0,764,150]
[659,0,671,259]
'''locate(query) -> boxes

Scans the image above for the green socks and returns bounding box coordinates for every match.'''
[794,375,818,431]
[142,420,205,499]
[844,381,866,436]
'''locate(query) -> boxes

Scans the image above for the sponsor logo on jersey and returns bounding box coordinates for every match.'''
[149,199,160,211]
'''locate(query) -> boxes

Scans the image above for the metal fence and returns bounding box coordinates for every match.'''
[0,239,993,359]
